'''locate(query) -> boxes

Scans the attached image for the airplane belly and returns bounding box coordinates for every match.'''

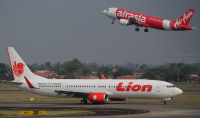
[33,89,67,97]
[111,91,155,99]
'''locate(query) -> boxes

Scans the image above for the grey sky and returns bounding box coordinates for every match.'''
[0,0,199,65]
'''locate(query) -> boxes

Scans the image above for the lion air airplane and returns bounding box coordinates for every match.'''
[4,47,183,104]
[103,8,196,32]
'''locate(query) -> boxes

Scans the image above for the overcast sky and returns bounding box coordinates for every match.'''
[0,0,199,65]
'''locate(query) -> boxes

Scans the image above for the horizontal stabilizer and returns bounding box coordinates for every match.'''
[0,80,22,84]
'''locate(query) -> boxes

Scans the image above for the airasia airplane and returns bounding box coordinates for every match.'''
[103,8,196,32]
[4,47,183,104]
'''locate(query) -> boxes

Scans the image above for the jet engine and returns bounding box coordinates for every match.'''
[110,98,128,101]
[88,93,108,102]
[119,19,129,26]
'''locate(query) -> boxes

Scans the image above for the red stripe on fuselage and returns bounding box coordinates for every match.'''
[24,76,35,89]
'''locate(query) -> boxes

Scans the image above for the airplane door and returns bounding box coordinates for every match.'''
[156,83,161,92]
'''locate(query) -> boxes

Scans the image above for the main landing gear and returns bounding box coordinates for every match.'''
[135,27,139,32]
[144,28,149,32]
[162,100,166,105]
[80,98,87,104]
[111,19,115,24]
[135,27,149,32]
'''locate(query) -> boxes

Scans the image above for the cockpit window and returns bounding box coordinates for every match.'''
[166,85,175,88]
[107,9,109,11]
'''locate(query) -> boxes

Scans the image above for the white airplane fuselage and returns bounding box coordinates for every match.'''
[7,47,183,104]
[14,78,182,99]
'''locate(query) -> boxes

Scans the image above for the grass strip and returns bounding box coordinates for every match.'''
[0,83,20,90]
[174,83,200,90]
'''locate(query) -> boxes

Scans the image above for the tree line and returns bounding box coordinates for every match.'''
[0,60,200,82]
[142,63,200,82]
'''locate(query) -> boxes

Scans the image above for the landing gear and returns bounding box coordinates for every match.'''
[135,27,139,32]
[112,19,115,24]
[80,99,87,104]
[162,101,166,105]
[144,28,148,32]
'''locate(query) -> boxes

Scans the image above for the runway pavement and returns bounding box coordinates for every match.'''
[0,102,199,118]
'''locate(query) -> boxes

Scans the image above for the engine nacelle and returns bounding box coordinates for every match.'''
[119,19,129,26]
[88,93,108,102]
[110,98,128,101]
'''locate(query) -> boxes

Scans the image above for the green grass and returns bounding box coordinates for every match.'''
[174,83,200,90]
[0,92,80,102]
[0,83,20,90]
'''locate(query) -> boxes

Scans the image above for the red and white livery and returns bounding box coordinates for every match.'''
[4,47,183,105]
[103,8,196,32]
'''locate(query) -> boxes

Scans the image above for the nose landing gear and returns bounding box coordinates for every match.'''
[112,19,115,24]
[162,101,166,105]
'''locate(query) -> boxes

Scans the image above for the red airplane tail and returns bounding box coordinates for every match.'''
[175,9,195,26]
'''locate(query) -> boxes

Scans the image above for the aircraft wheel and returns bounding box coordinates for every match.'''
[135,28,139,32]
[84,100,87,104]
[144,29,148,32]
[81,100,84,104]
[81,100,88,104]
[162,101,166,105]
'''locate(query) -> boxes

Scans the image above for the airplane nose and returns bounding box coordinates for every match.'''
[176,88,183,95]
[103,10,107,15]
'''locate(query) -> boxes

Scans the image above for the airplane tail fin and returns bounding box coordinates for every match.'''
[100,74,105,79]
[175,9,195,26]
[6,47,44,81]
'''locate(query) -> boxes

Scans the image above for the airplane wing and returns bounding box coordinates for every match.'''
[0,80,22,84]
[54,89,112,98]
[129,18,151,27]
[55,90,91,98]
[55,90,90,94]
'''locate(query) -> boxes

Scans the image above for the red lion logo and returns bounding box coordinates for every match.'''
[12,61,25,77]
